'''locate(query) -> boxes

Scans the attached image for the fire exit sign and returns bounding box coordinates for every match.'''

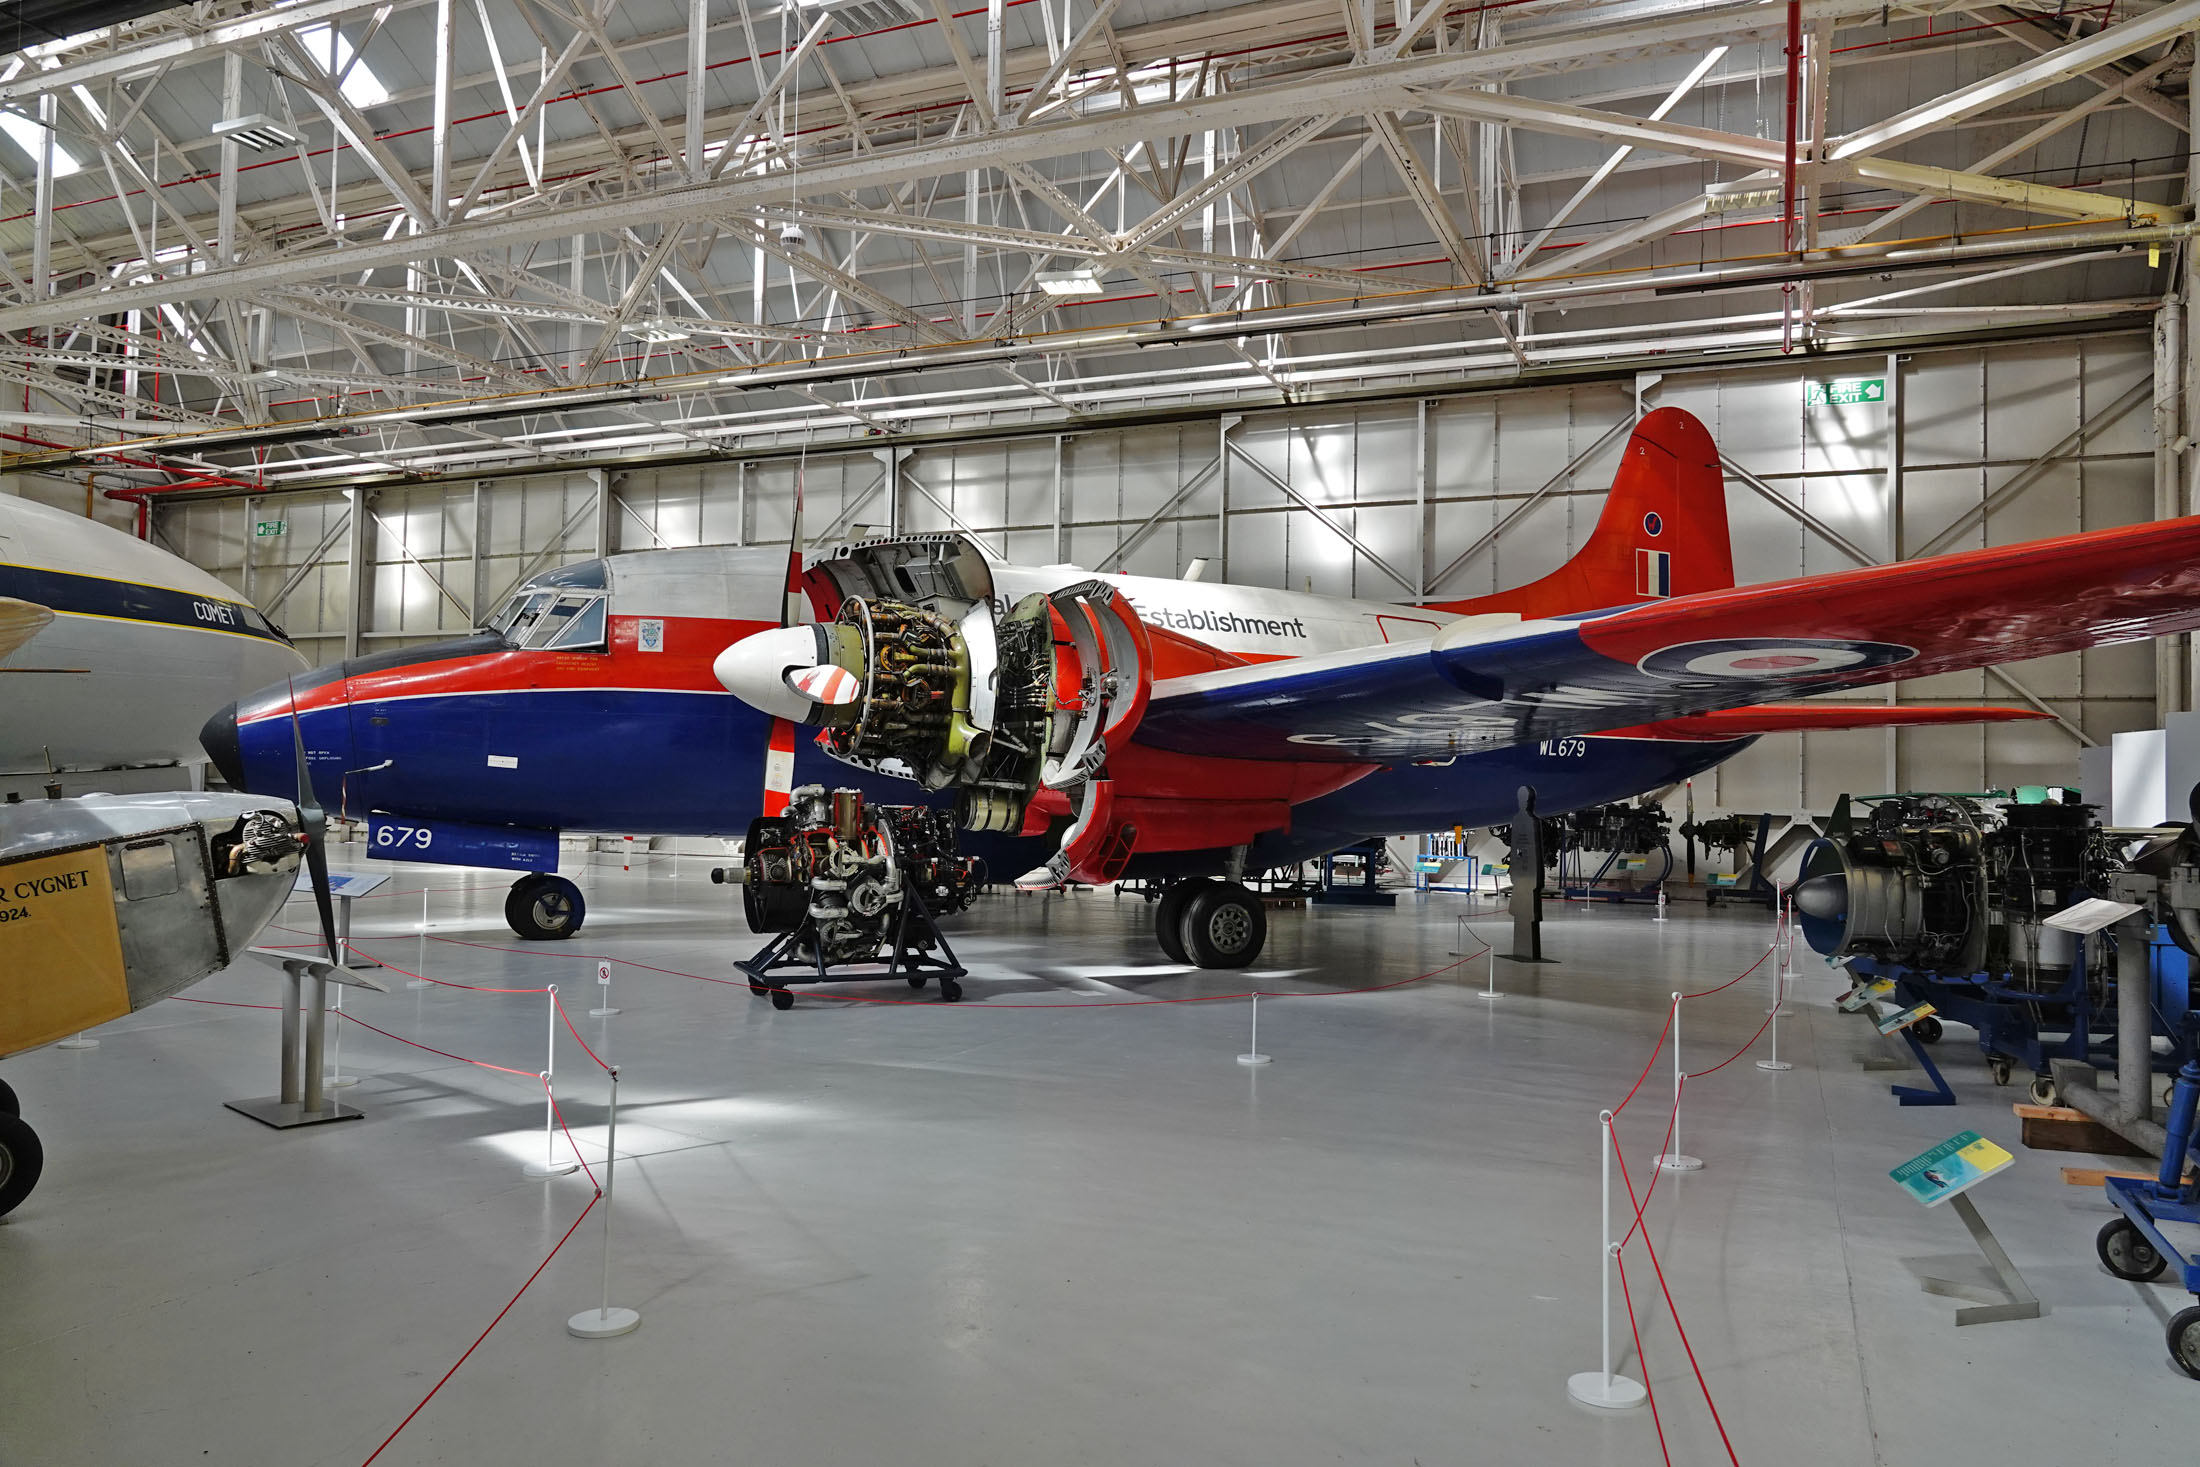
[254,520,287,538]
[1804,377,1886,407]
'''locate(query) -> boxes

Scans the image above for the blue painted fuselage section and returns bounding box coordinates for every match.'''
[235,686,1747,878]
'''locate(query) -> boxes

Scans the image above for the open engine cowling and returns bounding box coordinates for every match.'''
[718,534,1154,857]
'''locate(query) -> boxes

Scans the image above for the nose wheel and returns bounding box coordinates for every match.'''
[505,874,586,940]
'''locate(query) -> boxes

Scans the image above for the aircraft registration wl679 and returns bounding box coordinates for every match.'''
[203,408,2200,975]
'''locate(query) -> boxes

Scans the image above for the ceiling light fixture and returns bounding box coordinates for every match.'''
[630,320,692,344]
[212,114,300,153]
[1704,176,1780,214]
[1035,267,1105,297]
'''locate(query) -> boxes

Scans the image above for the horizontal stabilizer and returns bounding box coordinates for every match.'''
[1619,704,2052,742]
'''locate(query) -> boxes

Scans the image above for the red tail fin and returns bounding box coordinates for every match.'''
[1428,406,1733,618]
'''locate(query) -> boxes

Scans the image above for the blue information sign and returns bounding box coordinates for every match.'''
[365,814,559,872]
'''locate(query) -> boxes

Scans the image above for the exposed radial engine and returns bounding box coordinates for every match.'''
[741,785,982,965]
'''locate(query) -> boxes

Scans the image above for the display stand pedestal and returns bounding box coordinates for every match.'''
[226,950,383,1129]
[1891,1029,1957,1107]
[1914,1193,2043,1325]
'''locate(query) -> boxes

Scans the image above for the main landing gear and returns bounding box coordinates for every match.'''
[506,873,586,940]
[0,1075,42,1219]
[1154,879,1267,969]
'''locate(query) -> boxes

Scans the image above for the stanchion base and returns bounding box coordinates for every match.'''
[588,1006,620,1017]
[1477,990,1505,1001]
[407,979,433,990]
[524,1158,582,1178]
[1237,1053,1272,1066]
[225,1097,365,1129]
[55,1036,98,1050]
[1756,1059,1794,1072]
[1655,1153,1703,1172]
[343,956,383,971]
[1566,1371,1647,1409]
[328,1073,361,1088]
[567,1306,641,1339]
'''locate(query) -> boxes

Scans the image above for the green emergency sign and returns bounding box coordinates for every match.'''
[1804,377,1886,407]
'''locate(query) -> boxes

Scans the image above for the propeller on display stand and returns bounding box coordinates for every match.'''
[286,681,341,964]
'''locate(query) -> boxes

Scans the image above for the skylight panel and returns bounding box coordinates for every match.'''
[0,112,78,178]
[296,22,390,108]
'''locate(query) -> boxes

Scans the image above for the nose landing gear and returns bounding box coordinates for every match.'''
[505,873,586,940]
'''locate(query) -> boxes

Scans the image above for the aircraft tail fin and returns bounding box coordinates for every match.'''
[1426,406,1733,618]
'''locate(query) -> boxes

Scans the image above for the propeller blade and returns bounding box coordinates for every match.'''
[286,679,340,965]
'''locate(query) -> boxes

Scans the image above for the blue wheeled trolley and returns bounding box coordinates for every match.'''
[2099,1059,2200,1377]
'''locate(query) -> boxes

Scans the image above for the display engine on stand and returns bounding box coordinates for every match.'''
[725,784,984,1008]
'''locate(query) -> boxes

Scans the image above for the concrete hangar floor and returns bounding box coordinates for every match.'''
[0,858,2185,1467]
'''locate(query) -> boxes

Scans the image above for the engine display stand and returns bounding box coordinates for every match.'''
[1892,1029,1958,1107]
[736,887,969,1008]
[226,949,384,1128]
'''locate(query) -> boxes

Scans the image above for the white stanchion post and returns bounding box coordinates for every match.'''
[1757,929,1794,1072]
[1479,941,1503,1002]
[55,1030,97,1050]
[1655,993,1703,1172]
[569,1065,640,1339]
[1567,1109,1647,1409]
[589,958,619,1018]
[409,887,432,989]
[1653,885,1668,923]
[1769,888,1790,1015]
[525,984,580,1178]
[1237,993,1272,1066]
[328,984,359,1087]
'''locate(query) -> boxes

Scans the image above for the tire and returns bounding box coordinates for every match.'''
[1181,882,1267,970]
[0,1112,43,1219]
[769,985,795,1011]
[746,973,771,996]
[907,974,929,988]
[505,875,585,941]
[0,1076,16,1117]
[2170,1306,2200,1379]
[1912,1016,1943,1045]
[2098,1217,2169,1282]
[939,978,963,1003]
[1155,880,1207,964]
[1989,1057,2014,1087]
[2029,1075,2060,1108]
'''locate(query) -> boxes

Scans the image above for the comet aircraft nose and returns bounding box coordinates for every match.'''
[713,626,857,722]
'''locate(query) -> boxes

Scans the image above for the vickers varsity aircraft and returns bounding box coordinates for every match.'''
[0,493,307,795]
[204,407,2192,971]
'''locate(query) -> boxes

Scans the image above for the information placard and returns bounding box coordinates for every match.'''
[1891,1130,2013,1208]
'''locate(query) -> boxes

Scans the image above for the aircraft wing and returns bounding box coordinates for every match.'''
[1132,516,2200,763]
[0,597,53,662]
[1614,703,2052,741]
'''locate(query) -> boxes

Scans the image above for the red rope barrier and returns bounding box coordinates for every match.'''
[356,1193,598,1467]
[334,1011,538,1079]
[545,1081,599,1191]
[551,992,614,1074]
[1614,1247,1671,1467]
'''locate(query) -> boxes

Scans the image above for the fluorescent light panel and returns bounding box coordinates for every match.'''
[1035,268,1105,297]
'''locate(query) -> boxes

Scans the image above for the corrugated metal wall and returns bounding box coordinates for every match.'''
[153,330,2161,818]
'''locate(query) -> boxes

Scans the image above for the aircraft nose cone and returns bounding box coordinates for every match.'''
[1792,872,1847,922]
[713,626,834,722]
[200,701,245,789]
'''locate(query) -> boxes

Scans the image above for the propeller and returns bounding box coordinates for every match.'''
[760,458,808,819]
[286,679,341,965]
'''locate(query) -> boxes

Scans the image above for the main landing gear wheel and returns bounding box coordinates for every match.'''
[1154,880,1209,965]
[1182,881,1267,970]
[2098,1217,2169,1282]
[0,1111,43,1219]
[2169,1306,2200,1379]
[1912,1016,1943,1045]
[0,1076,17,1116]
[505,874,585,941]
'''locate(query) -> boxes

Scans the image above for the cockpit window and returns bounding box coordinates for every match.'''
[522,593,606,650]
[546,596,607,650]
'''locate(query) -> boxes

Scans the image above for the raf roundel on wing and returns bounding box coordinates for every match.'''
[1634,638,1918,682]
